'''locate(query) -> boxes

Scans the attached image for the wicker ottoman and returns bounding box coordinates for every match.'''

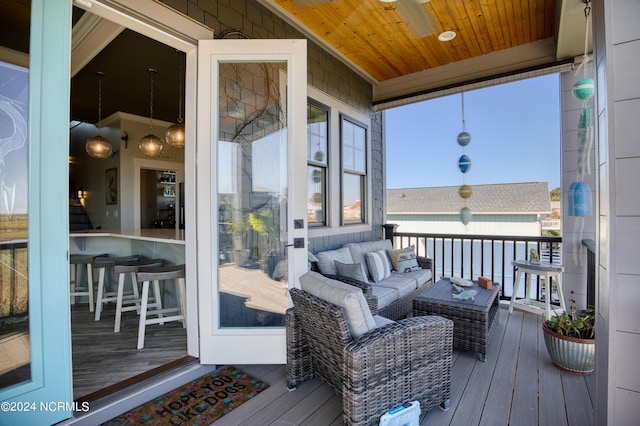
[413,279,501,361]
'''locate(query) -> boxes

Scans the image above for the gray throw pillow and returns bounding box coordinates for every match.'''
[334,261,370,283]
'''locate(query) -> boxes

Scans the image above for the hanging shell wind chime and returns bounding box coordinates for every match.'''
[568,0,594,218]
[569,0,595,266]
[458,93,472,225]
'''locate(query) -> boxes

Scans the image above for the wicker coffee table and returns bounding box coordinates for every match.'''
[413,278,501,361]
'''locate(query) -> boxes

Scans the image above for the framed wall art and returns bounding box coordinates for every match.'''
[105,168,118,204]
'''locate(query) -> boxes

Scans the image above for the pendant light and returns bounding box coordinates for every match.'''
[85,71,113,159]
[165,51,185,148]
[139,68,164,157]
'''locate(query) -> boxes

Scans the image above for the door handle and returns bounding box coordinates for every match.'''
[285,238,305,248]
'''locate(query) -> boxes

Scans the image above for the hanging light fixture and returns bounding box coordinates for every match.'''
[166,51,185,148]
[139,68,164,157]
[85,71,113,159]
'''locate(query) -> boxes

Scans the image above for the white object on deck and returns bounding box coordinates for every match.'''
[509,260,566,320]
[379,401,420,426]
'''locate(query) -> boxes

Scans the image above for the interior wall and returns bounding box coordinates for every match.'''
[69,112,185,230]
[69,123,122,230]
[593,0,640,424]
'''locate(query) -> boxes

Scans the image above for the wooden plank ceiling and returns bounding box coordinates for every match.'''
[269,0,557,83]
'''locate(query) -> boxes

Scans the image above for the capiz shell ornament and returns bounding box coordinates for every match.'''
[568,181,593,216]
[573,78,595,100]
[458,155,471,173]
[457,131,471,147]
[459,184,472,199]
[460,207,472,225]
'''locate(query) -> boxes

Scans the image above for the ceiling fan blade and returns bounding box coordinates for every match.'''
[395,0,436,38]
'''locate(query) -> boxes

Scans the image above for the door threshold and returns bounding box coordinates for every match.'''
[59,357,218,426]
[76,355,198,404]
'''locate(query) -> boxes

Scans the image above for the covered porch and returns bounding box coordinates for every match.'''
[211,309,594,426]
[62,300,594,425]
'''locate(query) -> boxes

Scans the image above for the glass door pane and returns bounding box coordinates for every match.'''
[0,58,30,390]
[217,61,289,328]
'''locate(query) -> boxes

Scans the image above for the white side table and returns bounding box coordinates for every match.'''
[509,260,565,320]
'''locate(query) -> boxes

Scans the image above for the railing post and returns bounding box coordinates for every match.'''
[582,239,596,308]
[382,223,398,245]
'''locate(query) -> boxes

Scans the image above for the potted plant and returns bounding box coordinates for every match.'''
[542,299,595,374]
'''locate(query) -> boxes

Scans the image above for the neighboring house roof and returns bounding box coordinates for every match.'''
[387,182,551,214]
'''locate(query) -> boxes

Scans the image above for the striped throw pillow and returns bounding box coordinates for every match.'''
[366,250,392,282]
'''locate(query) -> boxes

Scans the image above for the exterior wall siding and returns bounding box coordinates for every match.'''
[160,0,384,251]
[593,0,640,424]
[388,214,542,237]
[560,65,596,309]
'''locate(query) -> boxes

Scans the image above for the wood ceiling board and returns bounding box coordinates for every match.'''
[271,0,557,83]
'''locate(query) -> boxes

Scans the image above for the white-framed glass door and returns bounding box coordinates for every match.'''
[197,39,307,364]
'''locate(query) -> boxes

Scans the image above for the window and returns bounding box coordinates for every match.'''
[341,115,367,224]
[307,101,329,226]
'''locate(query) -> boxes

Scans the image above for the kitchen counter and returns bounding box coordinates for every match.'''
[69,229,185,263]
[70,228,185,244]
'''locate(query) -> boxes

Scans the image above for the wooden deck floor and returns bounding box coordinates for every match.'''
[211,308,595,426]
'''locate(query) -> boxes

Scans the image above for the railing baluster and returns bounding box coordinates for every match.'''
[392,231,561,302]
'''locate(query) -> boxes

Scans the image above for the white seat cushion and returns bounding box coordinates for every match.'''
[373,315,395,329]
[399,268,432,288]
[299,271,376,338]
[374,274,418,298]
[315,247,354,276]
[371,285,398,309]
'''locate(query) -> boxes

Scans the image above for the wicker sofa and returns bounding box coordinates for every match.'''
[311,239,435,320]
[286,272,453,426]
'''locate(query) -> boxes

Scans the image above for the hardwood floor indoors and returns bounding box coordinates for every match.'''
[70,301,187,401]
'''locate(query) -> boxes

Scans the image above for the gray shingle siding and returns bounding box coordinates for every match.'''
[162,0,383,251]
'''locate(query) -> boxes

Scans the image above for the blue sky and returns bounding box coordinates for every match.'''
[385,74,561,191]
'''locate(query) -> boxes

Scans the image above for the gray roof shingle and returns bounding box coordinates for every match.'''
[387,182,551,214]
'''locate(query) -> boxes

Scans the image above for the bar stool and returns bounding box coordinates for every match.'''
[113,258,164,333]
[136,264,186,349]
[69,253,105,312]
[93,254,140,321]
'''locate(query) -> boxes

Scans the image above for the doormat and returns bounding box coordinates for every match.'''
[102,366,269,426]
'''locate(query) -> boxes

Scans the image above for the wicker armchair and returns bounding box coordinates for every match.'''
[287,287,453,426]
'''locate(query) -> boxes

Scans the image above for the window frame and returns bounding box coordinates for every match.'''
[340,113,368,225]
[306,98,330,228]
[307,86,372,238]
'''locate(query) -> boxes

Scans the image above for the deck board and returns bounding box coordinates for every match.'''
[84,305,593,425]
[538,313,569,426]
[208,309,594,426]
[476,309,518,426]
[563,373,595,426]
[510,311,540,426]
